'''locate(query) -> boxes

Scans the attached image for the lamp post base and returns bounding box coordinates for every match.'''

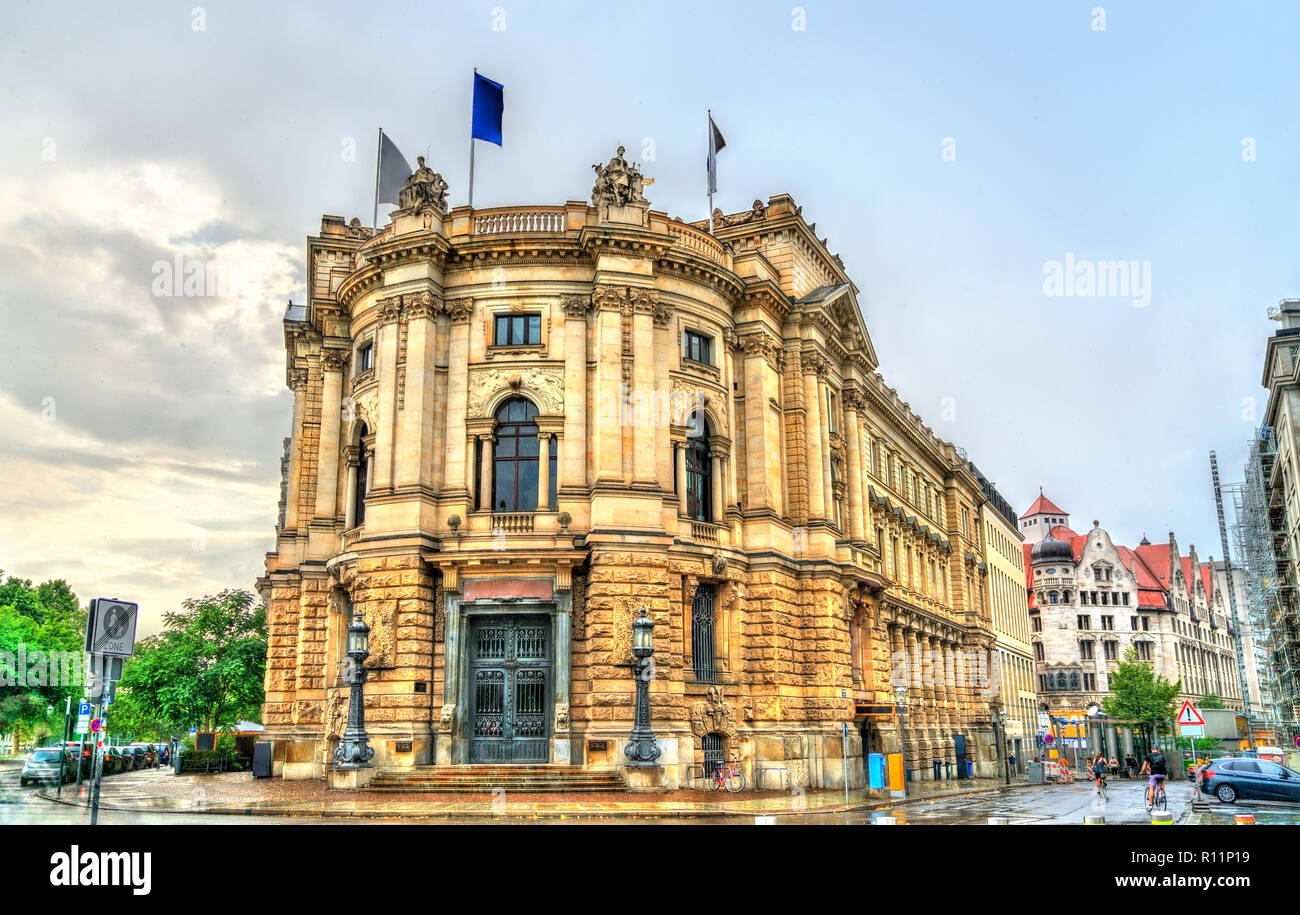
[624,764,664,792]
[328,766,377,790]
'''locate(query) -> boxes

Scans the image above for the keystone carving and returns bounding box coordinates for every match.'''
[467,366,564,416]
[690,686,737,738]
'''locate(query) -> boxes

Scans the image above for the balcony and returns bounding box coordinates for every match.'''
[490,512,535,534]
[691,521,720,544]
[472,207,567,235]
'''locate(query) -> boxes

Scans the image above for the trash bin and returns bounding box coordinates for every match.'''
[173,749,183,775]
[965,760,974,778]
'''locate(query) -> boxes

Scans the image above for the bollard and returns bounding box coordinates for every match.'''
[874,815,898,825]
[1150,810,1174,825]
[1234,814,1255,825]
[1083,814,1106,825]
[987,816,1009,825]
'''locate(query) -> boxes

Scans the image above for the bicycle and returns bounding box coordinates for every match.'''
[1093,774,1108,803]
[710,752,746,793]
[1145,777,1167,812]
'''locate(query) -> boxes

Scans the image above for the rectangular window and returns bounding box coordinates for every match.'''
[1136,641,1152,661]
[1077,615,1090,630]
[1039,674,1048,692]
[1103,641,1118,660]
[1080,641,1094,660]
[494,313,542,346]
[826,390,838,434]
[1032,616,1042,632]
[1084,673,1096,691]
[1142,616,1150,631]
[357,341,374,374]
[684,329,713,365]
[1101,615,1114,630]
[1131,616,1138,631]
[1034,642,1044,661]
[1122,592,1130,606]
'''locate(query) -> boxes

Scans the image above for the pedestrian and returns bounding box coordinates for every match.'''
[1109,755,1119,778]
[1008,750,1016,773]
[1125,753,1137,778]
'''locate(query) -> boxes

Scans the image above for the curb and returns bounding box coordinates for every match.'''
[35,779,1040,821]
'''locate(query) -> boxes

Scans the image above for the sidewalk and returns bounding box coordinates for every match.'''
[37,769,1036,820]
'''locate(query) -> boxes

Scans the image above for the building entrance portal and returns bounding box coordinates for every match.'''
[468,615,551,763]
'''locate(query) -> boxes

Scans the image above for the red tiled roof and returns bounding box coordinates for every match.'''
[1137,590,1167,608]
[1201,564,1215,603]
[1050,525,1080,544]
[1135,543,1172,590]
[1023,493,1067,518]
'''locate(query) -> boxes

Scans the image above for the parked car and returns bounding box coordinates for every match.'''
[20,747,72,786]
[128,744,157,768]
[64,742,94,779]
[101,746,126,775]
[1200,757,1300,804]
[118,746,143,771]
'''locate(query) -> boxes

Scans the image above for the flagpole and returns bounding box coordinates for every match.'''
[373,127,383,233]
[468,69,477,210]
[707,109,714,234]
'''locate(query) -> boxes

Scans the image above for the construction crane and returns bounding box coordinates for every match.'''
[1210,450,1257,749]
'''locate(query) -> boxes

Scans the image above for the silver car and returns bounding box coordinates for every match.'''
[20,747,70,786]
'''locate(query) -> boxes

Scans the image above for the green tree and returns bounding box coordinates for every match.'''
[1101,647,1182,752]
[1198,693,1226,710]
[0,574,86,752]
[117,590,266,733]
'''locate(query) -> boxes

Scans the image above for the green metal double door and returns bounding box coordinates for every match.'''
[468,615,550,763]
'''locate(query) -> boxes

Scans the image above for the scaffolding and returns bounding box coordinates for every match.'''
[1229,425,1300,739]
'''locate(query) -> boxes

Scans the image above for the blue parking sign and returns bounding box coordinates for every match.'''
[78,703,93,716]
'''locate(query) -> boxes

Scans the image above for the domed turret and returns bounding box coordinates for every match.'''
[1031,528,1074,563]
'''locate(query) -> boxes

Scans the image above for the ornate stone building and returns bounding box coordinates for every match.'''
[259,148,1010,789]
[1021,493,1244,753]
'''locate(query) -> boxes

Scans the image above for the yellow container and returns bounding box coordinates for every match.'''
[887,752,905,792]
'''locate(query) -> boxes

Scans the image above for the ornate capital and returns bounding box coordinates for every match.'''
[405,290,443,320]
[560,293,592,318]
[321,349,349,373]
[537,431,554,442]
[739,331,785,370]
[378,295,403,325]
[446,297,474,323]
[843,389,866,414]
[803,351,828,377]
[723,328,740,352]
[591,283,628,312]
[289,369,309,392]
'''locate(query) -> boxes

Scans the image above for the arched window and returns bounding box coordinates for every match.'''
[492,398,552,511]
[685,416,713,522]
[1048,591,1059,604]
[1068,671,1080,690]
[354,423,370,525]
[1055,672,1067,690]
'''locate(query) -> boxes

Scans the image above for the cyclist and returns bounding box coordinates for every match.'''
[1139,745,1168,810]
[1090,752,1109,797]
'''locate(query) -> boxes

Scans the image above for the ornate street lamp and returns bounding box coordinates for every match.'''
[333,606,375,768]
[624,606,661,766]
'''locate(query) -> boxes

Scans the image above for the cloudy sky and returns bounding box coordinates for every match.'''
[2,1,1297,634]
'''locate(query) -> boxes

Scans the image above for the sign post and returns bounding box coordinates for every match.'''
[84,597,138,826]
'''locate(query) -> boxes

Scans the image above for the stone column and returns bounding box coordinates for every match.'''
[629,287,659,486]
[590,285,626,483]
[802,355,826,520]
[818,379,833,515]
[478,434,495,511]
[371,296,402,492]
[438,582,462,766]
[675,440,688,516]
[552,587,573,765]
[442,299,474,498]
[397,294,438,490]
[559,294,590,494]
[709,449,724,523]
[314,349,347,522]
[343,450,359,529]
[844,392,865,542]
[284,369,308,531]
[537,432,552,511]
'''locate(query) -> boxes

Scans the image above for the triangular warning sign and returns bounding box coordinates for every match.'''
[1177,700,1205,726]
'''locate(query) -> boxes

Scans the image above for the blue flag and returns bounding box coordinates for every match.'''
[472,72,504,145]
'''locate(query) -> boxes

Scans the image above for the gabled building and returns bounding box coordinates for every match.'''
[1022,493,1243,751]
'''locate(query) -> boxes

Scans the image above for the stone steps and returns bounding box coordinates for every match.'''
[366,766,628,793]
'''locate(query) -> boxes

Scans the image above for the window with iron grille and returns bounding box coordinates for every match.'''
[702,732,725,775]
[692,584,719,682]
